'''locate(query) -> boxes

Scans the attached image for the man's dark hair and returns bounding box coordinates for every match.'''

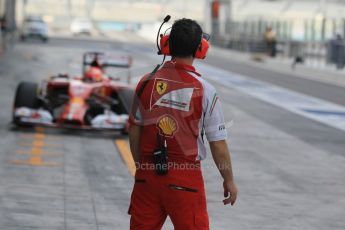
[169,18,203,58]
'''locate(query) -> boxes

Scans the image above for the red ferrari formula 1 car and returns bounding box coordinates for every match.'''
[12,52,134,133]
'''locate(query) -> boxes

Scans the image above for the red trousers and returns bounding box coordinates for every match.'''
[128,167,209,230]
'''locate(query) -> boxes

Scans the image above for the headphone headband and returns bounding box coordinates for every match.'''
[157,16,210,59]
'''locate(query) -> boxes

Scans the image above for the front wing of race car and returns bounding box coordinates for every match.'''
[13,107,129,131]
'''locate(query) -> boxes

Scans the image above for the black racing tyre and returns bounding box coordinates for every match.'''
[13,81,40,124]
[117,88,134,136]
[117,88,135,114]
[121,128,129,136]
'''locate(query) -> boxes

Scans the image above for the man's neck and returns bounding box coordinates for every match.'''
[171,56,194,66]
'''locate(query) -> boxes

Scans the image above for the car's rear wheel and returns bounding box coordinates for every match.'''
[13,81,40,125]
[117,88,134,136]
[117,88,135,114]
[121,122,129,135]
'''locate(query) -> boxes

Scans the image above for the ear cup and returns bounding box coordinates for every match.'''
[159,35,209,59]
[195,38,209,59]
[160,35,170,55]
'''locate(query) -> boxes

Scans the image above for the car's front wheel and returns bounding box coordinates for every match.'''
[13,81,40,125]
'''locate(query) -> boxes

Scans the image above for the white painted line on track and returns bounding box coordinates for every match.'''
[196,63,345,132]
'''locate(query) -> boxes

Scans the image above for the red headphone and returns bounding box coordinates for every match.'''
[159,34,210,59]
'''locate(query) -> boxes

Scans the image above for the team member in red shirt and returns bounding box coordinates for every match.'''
[128,18,237,230]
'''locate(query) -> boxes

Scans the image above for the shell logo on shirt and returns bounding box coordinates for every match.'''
[157,115,178,137]
[156,81,168,95]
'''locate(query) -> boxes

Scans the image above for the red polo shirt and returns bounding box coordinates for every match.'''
[129,61,227,162]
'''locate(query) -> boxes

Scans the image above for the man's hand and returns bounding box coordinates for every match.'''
[128,124,142,165]
[209,140,238,206]
[223,180,238,206]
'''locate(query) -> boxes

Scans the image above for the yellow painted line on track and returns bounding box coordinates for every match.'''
[17,140,58,148]
[12,158,58,167]
[12,127,59,167]
[114,139,136,177]
[16,150,60,156]
[35,127,45,133]
[19,134,61,140]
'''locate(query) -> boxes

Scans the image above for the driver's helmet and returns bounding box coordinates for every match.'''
[90,58,102,68]
[84,67,103,82]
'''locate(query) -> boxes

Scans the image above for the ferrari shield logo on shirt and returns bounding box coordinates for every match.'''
[157,115,178,137]
[151,78,195,112]
[156,81,168,95]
